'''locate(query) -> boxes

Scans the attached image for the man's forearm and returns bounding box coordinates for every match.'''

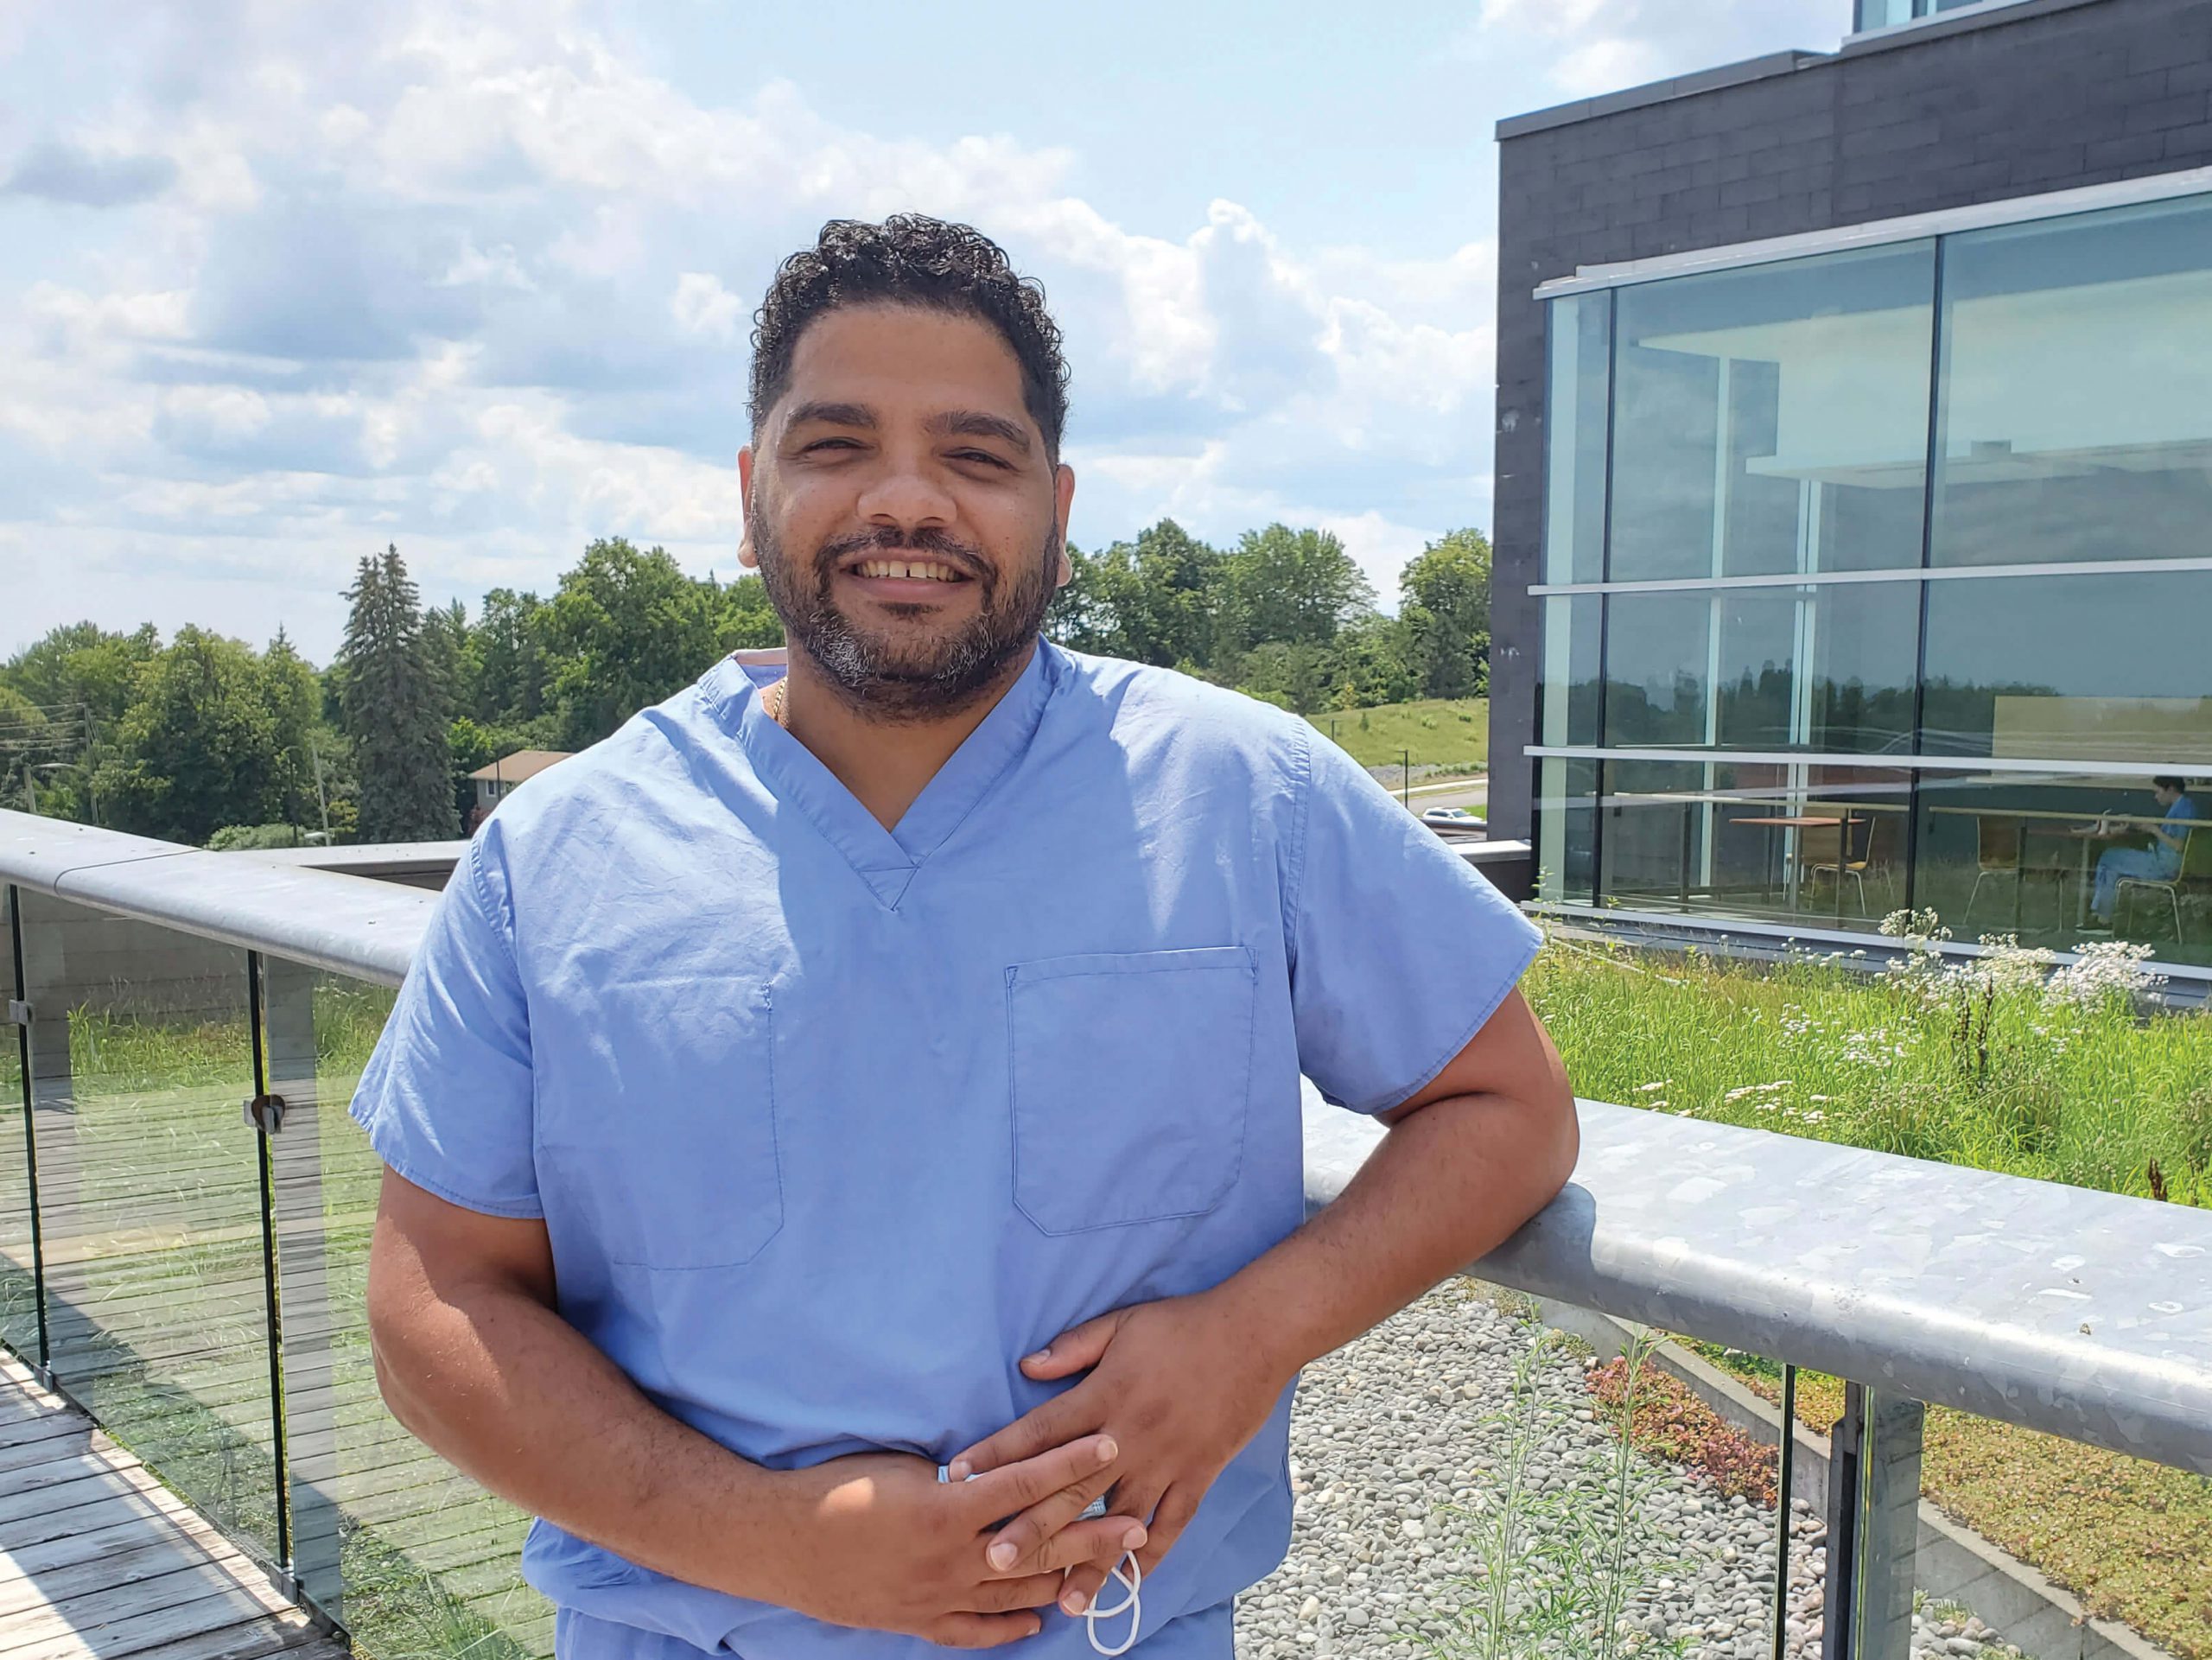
[1214,1086,1580,1377]
[371,1278,792,1601]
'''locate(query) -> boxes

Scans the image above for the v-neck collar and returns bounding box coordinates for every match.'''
[707,643,1062,910]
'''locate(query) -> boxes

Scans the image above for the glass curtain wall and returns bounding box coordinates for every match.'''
[1536,190,2212,964]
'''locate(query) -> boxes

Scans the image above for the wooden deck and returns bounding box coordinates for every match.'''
[0,1354,345,1660]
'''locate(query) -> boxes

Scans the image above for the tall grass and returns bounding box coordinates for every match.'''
[1524,916,2212,1204]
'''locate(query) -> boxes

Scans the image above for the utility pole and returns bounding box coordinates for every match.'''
[306,735,332,840]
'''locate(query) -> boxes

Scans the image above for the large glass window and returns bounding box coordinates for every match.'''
[1596,759,1913,925]
[1919,570,2212,762]
[1540,595,1602,749]
[1609,243,1936,582]
[1534,185,2212,970]
[1603,583,1921,754]
[1931,195,2212,569]
[1913,773,2212,967]
[1543,294,1611,586]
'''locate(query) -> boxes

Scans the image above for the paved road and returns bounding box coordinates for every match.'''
[1401,777,1490,817]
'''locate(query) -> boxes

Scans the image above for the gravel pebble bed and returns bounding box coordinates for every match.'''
[1230,1284,2024,1660]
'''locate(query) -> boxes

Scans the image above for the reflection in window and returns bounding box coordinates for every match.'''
[1539,596,1602,749]
[1604,584,1921,754]
[1920,571,2212,761]
[1913,773,2212,965]
[1932,195,2212,568]
[1543,295,1611,586]
[1597,760,1912,924]
[1537,757,1599,906]
[1609,243,1936,582]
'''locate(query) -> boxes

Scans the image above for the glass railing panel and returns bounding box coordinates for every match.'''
[14,889,279,1561]
[1236,1279,1789,1660]
[0,887,37,1360]
[1897,1393,2211,1660]
[263,955,550,1660]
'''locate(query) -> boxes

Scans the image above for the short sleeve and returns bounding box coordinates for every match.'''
[349,837,543,1218]
[1285,728,1543,1116]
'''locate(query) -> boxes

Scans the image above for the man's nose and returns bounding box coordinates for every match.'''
[855,456,957,541]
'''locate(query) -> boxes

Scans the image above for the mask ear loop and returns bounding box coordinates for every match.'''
[941,1466,1142,1656]
[1083,1552,1141,1657]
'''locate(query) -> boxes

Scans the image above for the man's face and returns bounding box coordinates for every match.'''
[2156,783,2182,808]
[740,303,1075,720]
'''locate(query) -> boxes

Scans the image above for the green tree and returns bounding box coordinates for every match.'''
[0,686,52,814]
[1124,520,1231,668]
[713,571,785,652]
[540,537,721,747]
[1224,525,1375,660]
[1235,640,1338,716]
[1,621,162,822]
[419,597,479,726]
[1328,613,1421,708]
[473,588,550,725]
[1046,541,1142,658]
[1,620,159,728]
[259,627,333,836]
[97,628,290,844]
[339,545,458,843]
[1399,528,1493,699]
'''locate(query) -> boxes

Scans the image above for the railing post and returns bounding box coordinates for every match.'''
[4,886,50,1377]
[1857,1392,1926,1660]
[12,890,85,1385]
[1821,1382,1925,1660]
[245,953,295,1588]
[257,953,344,1622]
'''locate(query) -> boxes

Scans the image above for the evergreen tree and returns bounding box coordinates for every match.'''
[339,545,458,843]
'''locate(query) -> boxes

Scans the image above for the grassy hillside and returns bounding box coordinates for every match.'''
[1308,696,1489,773]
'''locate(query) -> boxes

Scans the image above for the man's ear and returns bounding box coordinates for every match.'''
[1052,462,1076,587]
[737,446,758,569]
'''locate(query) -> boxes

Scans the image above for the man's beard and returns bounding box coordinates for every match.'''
[753,509,1058,722]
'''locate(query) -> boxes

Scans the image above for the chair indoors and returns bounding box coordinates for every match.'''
[1963,814,2068,928]
[2115,824,2212,944]
[1804,814,1875,916]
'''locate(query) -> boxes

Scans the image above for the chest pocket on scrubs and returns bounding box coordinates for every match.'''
[1007,946,1256,1234]
[548,986,785,1272]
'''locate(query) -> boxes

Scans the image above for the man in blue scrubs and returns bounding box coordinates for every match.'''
[355,216,1575,1659]
[2090,776,2202,926]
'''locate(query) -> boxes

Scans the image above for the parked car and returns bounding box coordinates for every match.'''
[1421,806,1485,831]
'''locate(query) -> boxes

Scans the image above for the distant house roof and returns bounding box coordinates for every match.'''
[467,749,575,785]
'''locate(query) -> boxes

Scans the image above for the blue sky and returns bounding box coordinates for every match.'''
[2,0,1840,663]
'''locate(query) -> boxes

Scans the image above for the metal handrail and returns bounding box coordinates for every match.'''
[6,808,2210,1478]
[0,811,432,986]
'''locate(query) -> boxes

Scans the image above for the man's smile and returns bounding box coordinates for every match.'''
[834,549,982,605]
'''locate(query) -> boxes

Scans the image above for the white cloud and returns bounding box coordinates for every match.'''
[1462,0,1837,103]
[670,272,744,342]
[0,0,1529,657]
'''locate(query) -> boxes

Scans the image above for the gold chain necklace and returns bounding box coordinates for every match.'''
[762,676,790,728]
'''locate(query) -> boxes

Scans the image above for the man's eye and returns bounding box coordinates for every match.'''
[803,437,860,453]
[954,449,1011,468]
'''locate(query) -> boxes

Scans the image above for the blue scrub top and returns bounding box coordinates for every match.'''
[352,642,1541,1658]
[2161,793,2202,873]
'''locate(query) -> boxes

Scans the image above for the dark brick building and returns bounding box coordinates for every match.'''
[1486,0,2212,972]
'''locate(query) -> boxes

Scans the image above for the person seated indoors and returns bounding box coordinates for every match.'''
[2088,775,2202,928]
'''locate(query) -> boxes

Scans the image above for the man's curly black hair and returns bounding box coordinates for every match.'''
[749,215,1071,461]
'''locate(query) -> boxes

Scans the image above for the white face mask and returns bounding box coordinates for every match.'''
[941,1466,1143,1656]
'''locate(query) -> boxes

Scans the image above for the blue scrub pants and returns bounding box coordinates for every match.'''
[2094,846,2174,919]
[553,1599,1236,1659]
